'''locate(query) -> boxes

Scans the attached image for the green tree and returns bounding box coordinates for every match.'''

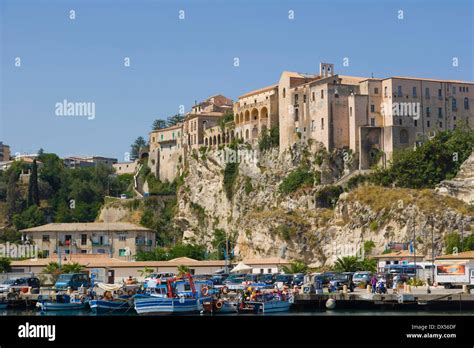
[6,170,22,223]
[177,265,190,276]
[130,136,147,160]
[138,266,154,278]
[61,262,85,273]
[333,256,361,272]
[42,262,62,283]
[152,119,167,130]
[281,260,308,274]
[13,205,46,230]
[167,114,185,127]
[27,159,40,206]
[0,257,12,273]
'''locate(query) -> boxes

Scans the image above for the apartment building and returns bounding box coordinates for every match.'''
[63,156,118,169]
[20,222,155,259]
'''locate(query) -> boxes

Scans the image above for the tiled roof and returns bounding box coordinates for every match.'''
[20,222,152,233]
[435,251,474,260]
[371,250,425,259]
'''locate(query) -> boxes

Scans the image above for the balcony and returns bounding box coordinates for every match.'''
[92,242,110,247]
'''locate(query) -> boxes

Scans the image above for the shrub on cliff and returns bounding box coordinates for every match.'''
[279,167,315,195]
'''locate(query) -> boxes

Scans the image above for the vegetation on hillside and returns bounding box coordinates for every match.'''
[279,166,319,195]
[258,126,279,152]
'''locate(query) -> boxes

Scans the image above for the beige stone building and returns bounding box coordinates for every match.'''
[233,84,279,143]
[277,63,474,169]
[148,95,233,181]
[113,161,138,175]
[20,222,155,260]
[148,123,184,182]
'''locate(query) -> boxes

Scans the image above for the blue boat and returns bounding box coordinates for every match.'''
[134,274,201,315]
[36,293,89,312]
[89,298,132,313]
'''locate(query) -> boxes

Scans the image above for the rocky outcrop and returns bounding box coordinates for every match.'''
[174,144,474,266]
[436,151,474,205]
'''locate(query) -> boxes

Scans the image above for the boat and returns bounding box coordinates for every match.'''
[36,292,89,311]
[201,298,239,314]
[237,289,293,314]
[133,273,201,315]
[89,282,136,314]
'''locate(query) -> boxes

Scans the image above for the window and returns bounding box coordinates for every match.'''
[414,120,418,127]
[119,249,126,257]
[438,108,443,118]
[294,108,299,121]
[439,121,443,128]
[400,129,409,144]
[427,121,431,128]
[370,104,375,113]
[42,235,50,242]
[119,234,126,241]
[452,86,456,94]
[399,118,402,125]
[384,86,388,97]
[294,94,299,104]
[397,86,402,97]
[425,87,430,98]
[81,234,87,245]
[81,250,87,254]
[43,250,50,258]
[464,97,469,110]
[438,89,442,98]
[303,94,307,103]
[312,92,315,101]
[321,90,324,99]
[426,107,431,117]
[311,120,315,131]
[374,87,379,94]
[267,268,272,274]
[283,88,286,98]
[370,118,375,126]
[349,107,353,117]
[412,87,417,97]
[452,98,457,111]
[321,118,324,130]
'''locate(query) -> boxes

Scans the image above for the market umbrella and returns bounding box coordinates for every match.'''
[230,262,252,273]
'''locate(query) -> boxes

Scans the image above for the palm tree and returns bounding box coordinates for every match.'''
[61,262,84,274]
[0,257,12,273]
[281,260,308,274]
[138,266,154,278]
[177,265,190,277]
[333,256,360,272]
[42,261,62,284]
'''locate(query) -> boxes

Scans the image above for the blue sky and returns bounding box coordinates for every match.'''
[1,0,473,160]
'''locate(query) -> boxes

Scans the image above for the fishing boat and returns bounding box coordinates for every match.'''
[36,292,89,311]
[238,290,293,314]
[133,273,201,315]
[89,282,136,314]
[201,298,239,314]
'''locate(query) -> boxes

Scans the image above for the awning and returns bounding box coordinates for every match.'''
[95,282,122,292]
[231,262,252,273]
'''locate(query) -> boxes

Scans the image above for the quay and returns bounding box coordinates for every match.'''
[293,288,474,311]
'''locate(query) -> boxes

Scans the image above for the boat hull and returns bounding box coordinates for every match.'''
[37,301,88,311]
[89,299,132,313]
[0,303,8,310]
[202,300,238,314]
[134,296,200,315]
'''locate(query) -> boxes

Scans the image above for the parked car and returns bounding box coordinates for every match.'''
[352,271,373,287]
[258,273,276,285]
[120,194,128,199]
[292,273,305,286]
[9,277,41,294]
[244,274,259,284]
[223,274,247,285]
[55,273,90,290]
[0,278,17,293]
[275,274,293,287]
[319,272,336,288]
[329,273,355,292]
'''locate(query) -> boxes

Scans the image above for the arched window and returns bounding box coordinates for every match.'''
[464,97,469,110]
